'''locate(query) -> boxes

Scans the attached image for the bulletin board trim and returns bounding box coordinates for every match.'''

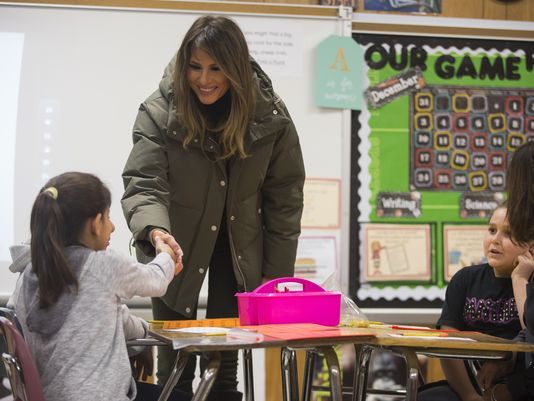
[352,14,534,41]
[0,0,340,18]
[353,22,534,41]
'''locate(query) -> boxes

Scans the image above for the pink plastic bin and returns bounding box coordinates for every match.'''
[235,277,341,326]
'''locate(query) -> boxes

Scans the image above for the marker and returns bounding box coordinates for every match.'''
[369,324,433,331]
[399,331,447,337]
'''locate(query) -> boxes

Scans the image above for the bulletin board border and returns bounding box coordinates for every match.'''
[352,13,534,41]
[0,0,341,18]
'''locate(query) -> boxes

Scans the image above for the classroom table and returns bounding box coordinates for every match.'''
[149,324,376,401]
[348,326,534,401]
[149,324,534,401]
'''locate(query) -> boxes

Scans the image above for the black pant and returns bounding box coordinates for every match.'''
[135,381,191,401]
[507,363,534,401]
[152,247,240,399]
[417,380,461,401]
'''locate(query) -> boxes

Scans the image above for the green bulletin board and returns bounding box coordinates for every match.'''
[350,32,534,307]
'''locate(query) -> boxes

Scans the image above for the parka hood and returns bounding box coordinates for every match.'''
[159,53,176,102]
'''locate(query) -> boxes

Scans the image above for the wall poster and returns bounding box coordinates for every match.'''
[295,236,337,285]
[443,224,487,282]
[362,223,432,282]
[350,32,534,307]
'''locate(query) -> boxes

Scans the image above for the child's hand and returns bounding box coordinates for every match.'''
[150,229,182,257]
[512,250,534,281]
[130,346,154,382]
[153,231,184,276]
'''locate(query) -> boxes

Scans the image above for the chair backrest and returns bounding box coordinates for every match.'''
[0,307,24,336]
[0,307,23,397]
[0,316,45,401]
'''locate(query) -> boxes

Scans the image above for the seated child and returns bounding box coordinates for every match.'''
[418,202,528,401]
[8,172,186,401]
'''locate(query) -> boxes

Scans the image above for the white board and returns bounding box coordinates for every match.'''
[0,1,349,297]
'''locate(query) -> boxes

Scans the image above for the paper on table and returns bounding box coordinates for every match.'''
[387,333,476,341]
[227,328,264,342]
[240,323,375,340]
[161,318,240,329]
[162,327,231,336]
[369,324,433,330]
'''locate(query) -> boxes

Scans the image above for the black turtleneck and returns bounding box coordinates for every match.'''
[202,89,231,130]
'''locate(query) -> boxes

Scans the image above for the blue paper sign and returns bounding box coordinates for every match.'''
[315,35,364,110]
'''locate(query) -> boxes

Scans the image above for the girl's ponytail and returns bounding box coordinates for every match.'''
[30,189,77,308]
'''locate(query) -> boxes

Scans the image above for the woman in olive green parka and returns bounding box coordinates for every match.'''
[121,15,305,401]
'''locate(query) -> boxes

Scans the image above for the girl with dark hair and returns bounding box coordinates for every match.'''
[122,15,305,401]
[8,171,184,401]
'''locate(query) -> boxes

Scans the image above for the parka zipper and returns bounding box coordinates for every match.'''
[228,227,247,292]
[208,135,248,292]
[224,157,248,292]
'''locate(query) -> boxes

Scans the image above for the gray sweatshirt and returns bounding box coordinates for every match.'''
[8,244,174,401]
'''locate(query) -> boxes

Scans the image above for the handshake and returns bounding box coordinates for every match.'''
[150,228,184,276]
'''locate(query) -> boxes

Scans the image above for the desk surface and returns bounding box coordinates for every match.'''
[364,327,534,353]
[150,324,534,354]
[150,326,375,352]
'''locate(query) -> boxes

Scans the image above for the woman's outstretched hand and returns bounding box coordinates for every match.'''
[151,229,184,276]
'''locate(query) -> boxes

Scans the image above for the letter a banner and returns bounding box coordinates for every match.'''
[315,35,364,110]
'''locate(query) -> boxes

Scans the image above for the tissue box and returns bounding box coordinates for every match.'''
[236,277,341,326]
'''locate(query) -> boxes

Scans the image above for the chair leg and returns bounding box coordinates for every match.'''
[157,351,190,401]
[301,350,317,401]
[353,345,373,401]
[281,348,299,401]
[317,346,342,401]
[400,349,421,401]
[242,348,255,401]
[350,344,361,401]
[191,351,221,401]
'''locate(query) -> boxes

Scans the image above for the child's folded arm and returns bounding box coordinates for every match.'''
[120,304,149,340]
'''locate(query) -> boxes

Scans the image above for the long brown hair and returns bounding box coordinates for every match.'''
[174,15,256,159]
[30,172,111,308]
[506,141,534,245]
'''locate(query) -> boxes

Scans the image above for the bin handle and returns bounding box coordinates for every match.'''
[253,277,325,294]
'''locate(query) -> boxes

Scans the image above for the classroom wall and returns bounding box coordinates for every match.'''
[2,1,532,400]
[0,0,348,300]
